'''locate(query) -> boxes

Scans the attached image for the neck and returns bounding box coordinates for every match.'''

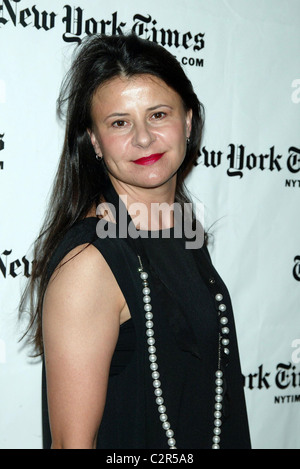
[109,177,177,231]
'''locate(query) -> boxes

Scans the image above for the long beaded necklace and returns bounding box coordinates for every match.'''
[137,254,230,450]
[103,181,230,449]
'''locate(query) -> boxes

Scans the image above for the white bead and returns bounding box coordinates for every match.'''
[149,354,157,362]
[146,329,154,337]
[148,345,156,354]
[156,397,164,405]
[166,429,174,438]
[213,435,220,444]
[154,388,162,396]
[212,444,220,449]
[215,378,223,386]
[214,411,222,419]
[215,395,223,402]
[222,327,229,334]
[162,421,170,430]
[146,320,153,328]
[215,293,223,301]
[147,337,155,345]
[159,413,168,422]
[150,362,158,371]
[220,317,228,325]
[152,371,160,380]
[215,370,223,378]
[153,379,161,388]
[215,403,222,411]
[215,386,223,395]
[143,287,150,295]
[158,405,166,414]
[219,304,226,312]
[140,272,148,280]
[144,304,152,311]
[224,348,230,355]
[168,438,176,447]
[214,419,222,427]
[213,427,221,435]
[145,312,153,320]
[222,338,229,346]
[143,295,151,303]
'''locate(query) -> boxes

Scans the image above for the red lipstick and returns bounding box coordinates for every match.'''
[133,153,164,166]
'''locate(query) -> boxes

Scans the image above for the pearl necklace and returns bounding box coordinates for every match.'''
[137,255,230,450]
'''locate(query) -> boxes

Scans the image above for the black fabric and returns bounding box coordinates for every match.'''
[42,193,251,449]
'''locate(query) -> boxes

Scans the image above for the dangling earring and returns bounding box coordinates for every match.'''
[186,137,190,145]
[95,153,102,161]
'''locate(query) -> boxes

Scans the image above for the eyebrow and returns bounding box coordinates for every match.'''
[104,112,129,122]
[148,104,173,111]
[104,104,173,122]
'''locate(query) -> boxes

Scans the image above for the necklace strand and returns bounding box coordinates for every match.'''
[137,255,230,450]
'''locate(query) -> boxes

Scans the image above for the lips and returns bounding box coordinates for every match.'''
[133,153,165,166]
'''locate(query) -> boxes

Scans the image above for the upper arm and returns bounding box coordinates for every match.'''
[42,243,124,449]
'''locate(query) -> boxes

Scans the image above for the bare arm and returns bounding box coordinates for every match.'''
[42,244,125,449]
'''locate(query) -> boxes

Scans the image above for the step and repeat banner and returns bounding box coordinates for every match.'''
[0,0,299,449]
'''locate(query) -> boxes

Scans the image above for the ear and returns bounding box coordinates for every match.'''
[185,109,193,138]
[87,128,103,157]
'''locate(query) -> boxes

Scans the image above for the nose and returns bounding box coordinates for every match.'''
[132,121,155,148]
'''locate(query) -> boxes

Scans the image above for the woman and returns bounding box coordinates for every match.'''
[21,33,251,449]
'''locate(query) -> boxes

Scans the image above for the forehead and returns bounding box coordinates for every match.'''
[91,74,183,111]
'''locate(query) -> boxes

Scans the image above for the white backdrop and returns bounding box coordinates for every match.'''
[1,0,299,449]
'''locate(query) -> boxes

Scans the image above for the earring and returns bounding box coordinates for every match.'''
[95,153,102,161]
[186,137,190,145]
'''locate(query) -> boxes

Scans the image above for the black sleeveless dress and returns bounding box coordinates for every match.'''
[42,191,251,449]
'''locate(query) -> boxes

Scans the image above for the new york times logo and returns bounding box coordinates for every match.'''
[0,1,205,53]
[0,249,32,278]
[95,197,205,249]
[243,361,300,405]
[198,144,300,181]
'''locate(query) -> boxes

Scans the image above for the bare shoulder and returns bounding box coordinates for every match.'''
[43,242,124,323]
[49,242,112,285]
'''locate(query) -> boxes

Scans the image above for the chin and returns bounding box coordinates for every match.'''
[109,165,179,192]
[139,173,177,190]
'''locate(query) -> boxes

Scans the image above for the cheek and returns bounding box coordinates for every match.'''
[101,134,133,168]
[168,119,187,138]
[165,123,187,150]
[99,134,124,156]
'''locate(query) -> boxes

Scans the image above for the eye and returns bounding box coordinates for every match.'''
[112,120,127,128]
[151,111,166,120]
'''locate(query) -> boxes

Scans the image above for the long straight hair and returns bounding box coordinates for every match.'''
[19,33,205,355]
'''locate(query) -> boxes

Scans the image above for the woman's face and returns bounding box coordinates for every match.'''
[89,74,192,193]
